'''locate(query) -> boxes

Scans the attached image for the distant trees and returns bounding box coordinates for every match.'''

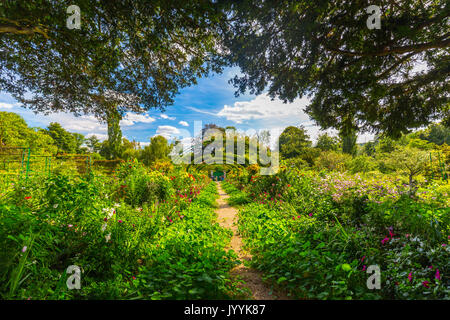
[141,136,172,166]
[417,123,450,146]
[45,122,83,154]
[387,148,431,193]
[0,112,56,154]
[279,126,311,159]
[104,109,122,160]
[86,136,101,153]
[316,133,339,152]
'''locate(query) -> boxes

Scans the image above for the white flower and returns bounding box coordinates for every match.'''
[107,209,114,219]
[53,204,59,209]
[101,223,107,232]
[105,233,111,242]
[114,203,121,208]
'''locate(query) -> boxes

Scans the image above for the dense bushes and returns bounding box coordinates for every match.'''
[227,167,449,300]
[0,162,238,299]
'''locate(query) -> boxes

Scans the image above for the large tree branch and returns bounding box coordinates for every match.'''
[0,24,49,38]
[325,36,450,57]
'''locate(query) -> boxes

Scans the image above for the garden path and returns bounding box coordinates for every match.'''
[215,182,289,300]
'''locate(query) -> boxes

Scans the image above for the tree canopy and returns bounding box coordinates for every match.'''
[0,0,225,121]
[0,111,56,154]
[221,0,450,137]
[278,126,312,159]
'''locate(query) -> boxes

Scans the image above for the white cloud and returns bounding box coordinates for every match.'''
[185,106,218,116]
[179,121,189,127]
[120,113,155,126]
[217,94,311,124]
[85,133,108,141]
[155,125,181,139]
[0,102,18,109]
[47,113,107,134]
[139,142,151,147]
[161,114,176,120]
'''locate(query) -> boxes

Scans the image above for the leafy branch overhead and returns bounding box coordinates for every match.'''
[0,0,225,121]
[220,0,450,137]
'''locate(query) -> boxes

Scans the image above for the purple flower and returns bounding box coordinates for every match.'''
[435,269,441,281]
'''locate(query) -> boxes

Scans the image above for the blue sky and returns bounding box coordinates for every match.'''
[0,66,374,147]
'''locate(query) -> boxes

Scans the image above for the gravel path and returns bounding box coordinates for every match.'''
[215,182,289,300]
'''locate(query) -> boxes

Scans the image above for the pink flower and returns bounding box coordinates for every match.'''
[118,220,123,223]
[22,246,27,253]
[361,256,366,262]
[428,265,433,269]
[309,213,313,217]
[442,244,447,247]
[362,265,367,271]
[405,234,410,238]
[422,280,430,288]
[408,272,412,282]
[389,228,394,238]
[435,269,441,281]
[68,224,73,228]
[381,237,389,245]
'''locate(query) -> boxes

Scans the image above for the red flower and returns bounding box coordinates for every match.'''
[287,184,291,187]
[25,196,32,200]
[422,281,430,288]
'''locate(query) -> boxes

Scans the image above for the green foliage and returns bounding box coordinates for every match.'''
[0,167,238,300]
[104,109,122,160]
[226,166,449,300]
[222,1,449,137]
[1,1,226,120]
[348,155,376,174]
[45,122,80,155]
[279,126,312,159]
[316,133,339,152]
[315,151,351,171]
[141,136,172,166]
[0,112,56,154]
